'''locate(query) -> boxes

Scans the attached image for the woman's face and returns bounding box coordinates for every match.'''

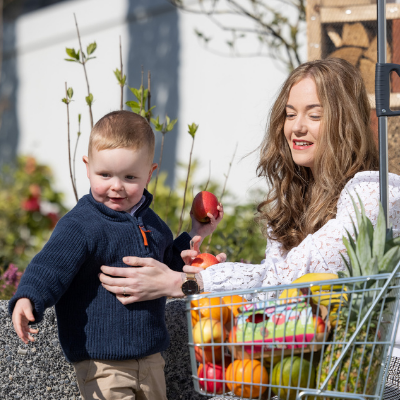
[284,77,322,175]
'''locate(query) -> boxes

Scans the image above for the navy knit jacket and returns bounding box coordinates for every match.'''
[9,190,191,363]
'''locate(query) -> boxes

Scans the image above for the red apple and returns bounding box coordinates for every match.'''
[192,191,219,223]
[191,253,219,269]
[313,315,326,333]
[198,363,226,394]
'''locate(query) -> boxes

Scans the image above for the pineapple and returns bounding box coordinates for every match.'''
[318,195,400,395]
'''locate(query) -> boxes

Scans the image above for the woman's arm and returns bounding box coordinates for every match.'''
[99,237,227,304]
[198,172,400,295]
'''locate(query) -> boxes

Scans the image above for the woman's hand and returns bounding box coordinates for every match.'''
[99,257,184,304]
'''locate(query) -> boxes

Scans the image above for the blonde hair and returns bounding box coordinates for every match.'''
[256,58,379,251]
[89,110,155,161]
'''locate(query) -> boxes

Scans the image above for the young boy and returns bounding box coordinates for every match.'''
[9,111,222,400]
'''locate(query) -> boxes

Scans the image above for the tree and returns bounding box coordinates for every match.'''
[169,0,306,71]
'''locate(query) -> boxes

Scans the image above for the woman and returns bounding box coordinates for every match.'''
[99,58,400,395]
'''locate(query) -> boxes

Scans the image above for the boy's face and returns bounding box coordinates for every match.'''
[83,147,157,212]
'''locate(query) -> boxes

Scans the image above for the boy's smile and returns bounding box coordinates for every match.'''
[83,147,157,212]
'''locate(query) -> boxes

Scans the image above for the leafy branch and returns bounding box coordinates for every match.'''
[64,14,97,128]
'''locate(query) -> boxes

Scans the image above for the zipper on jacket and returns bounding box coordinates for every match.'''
[137,217,151,253]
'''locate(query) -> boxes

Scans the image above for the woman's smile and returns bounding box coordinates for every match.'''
[292,139,314,150]
[284,77,322,174]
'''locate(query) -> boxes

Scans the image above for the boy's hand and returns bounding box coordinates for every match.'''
[181,235,227,267]
[12,298,39,344]
[189,203,224,245]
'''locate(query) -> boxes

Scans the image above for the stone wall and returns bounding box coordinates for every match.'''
[0,299,207,400]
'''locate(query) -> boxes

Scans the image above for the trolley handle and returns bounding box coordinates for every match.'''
[375,63,400,117]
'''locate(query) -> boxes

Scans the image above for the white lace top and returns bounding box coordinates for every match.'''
[202,171,400,352]
[202,172,400,293]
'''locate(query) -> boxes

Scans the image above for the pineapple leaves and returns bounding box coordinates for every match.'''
[354,214,371,268]
[378,246,400,273]
[349,192,362,228]
[343,236,362,276]
[340,253,353,277]
[343,192,400,276]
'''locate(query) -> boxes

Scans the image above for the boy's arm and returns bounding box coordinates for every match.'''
[188,203,224,248]
[12,298,39,344]
[165,204,224,272]
[8,217,88,324]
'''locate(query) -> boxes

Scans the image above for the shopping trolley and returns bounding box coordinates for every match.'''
[186,264,400,400]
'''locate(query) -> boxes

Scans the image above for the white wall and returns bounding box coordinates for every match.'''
[12,0,298,208]
[15,0,130,207]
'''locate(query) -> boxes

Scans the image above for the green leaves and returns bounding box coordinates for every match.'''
[64,42,96,64]
[85,93,94,106]
[114,69,126,86]
[61,87,74,104]
[188,122,199,138]
[126,101,140,114]
[87,42,97,56]
[65,48,80,62]
[150,115,177,134]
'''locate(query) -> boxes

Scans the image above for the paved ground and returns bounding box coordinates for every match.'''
[0,299,207,400]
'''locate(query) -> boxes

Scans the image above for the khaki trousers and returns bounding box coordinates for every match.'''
[73,353,167,400]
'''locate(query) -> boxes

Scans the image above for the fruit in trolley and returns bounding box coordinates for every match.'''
[191,253,219,269]
[271,356,315,400]
[191,295,229,324]
[222,294,247,319]
[192,318,226,347]
[226,359,268,398]
[194,345,223,364]
[290,272,348,307]
[197,362,226,394]
[191,191,219,222]
[312,315,326,333]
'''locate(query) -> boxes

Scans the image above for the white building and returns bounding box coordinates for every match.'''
[1,0,297,208]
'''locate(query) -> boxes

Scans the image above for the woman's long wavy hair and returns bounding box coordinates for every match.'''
[256,58,379,251]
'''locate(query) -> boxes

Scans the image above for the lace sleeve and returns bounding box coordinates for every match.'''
[201,171,400,295]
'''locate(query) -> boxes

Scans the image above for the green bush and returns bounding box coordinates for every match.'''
[0,156,68,271]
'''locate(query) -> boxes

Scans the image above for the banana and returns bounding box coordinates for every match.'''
[291,273,339,287]
[279,273,348,314]
[278,288,302,303]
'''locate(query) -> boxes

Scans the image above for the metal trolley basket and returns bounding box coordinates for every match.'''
[186,266,400,400]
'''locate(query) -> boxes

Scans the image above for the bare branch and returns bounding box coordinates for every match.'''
[152,131,165,206]
[220,142,237,202]
[72,115,81,197]
[177,137,195,237]
[119,36,123,110]
[204,160,211,191]
[147,70,151,122]
[140,66,144,113]
[65,82,78,203]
